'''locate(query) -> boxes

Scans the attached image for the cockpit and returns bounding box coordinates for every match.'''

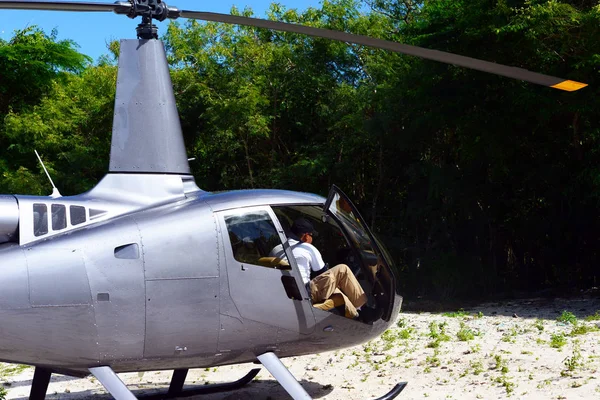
[218,186,396,324]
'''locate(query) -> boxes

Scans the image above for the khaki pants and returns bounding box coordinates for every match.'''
[310,264,367,318]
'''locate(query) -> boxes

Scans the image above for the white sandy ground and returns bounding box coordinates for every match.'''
[2,297,600,400]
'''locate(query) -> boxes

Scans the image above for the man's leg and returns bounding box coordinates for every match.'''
[310,264,367,312]
[328,264,367,309]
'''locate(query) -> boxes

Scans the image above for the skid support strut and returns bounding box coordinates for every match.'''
[89,366,137,400]
[167,369,188,396]
[257,352,408,400]
[29,367,52,400]
[257,352,311,400]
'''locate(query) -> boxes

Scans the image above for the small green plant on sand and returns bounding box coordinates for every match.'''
[570,323,598,336]
[443,309,470,318]
[0,385,6,400]
[562,342,584,377]
[381,329,398,350]
[470,360,484,375]
[492,354,509,374]
[550,333,567,349]
[398,327,415,340]
[0,364,30,376]
[584,311,600,321]
[426,349,441,368]
[469,343,481,353]
[494,375,515,396]
[457,322,476,341]
[502,327,518,343]
[534,319,544,332]
[427,321,450,347]
[557,311,577,325]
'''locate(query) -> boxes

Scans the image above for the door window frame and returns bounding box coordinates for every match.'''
[220,205,311,301]
[324,185,397,320]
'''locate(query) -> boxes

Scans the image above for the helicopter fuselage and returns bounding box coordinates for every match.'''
[0,183,400,377]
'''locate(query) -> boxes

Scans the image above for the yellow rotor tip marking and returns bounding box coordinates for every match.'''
[551,80,588,92]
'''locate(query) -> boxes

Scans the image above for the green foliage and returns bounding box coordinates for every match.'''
[380,329,398,350]
[584,311,600,321]
[427,321,450,347]
[0,363,31,376]
[550,333,567,349]
[562,342,584,377]
[470,360,484,375]
[534,319,545,332]
[425,349,441,368]
[0,26,90,114]
[494,374,515,396]
[1,64,115,194]
[557,311,578,325]
[398,327,415,340]
[3,0,600,301]
[0,385,5,400]
[492,354,509,374]
[456,321,476,341]
[443,309,470,318]
[569,323,598,336]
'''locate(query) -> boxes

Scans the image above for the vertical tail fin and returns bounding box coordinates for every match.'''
[110,39,191,175]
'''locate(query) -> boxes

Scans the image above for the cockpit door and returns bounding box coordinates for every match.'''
[218,206,315,334]
[324,185,397,321]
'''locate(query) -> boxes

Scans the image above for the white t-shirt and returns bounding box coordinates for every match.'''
[269,238,325,284]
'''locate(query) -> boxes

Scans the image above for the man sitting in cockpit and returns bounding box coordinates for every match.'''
[270,218,381,323]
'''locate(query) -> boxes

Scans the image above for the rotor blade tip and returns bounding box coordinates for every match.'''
[551,80,588,92]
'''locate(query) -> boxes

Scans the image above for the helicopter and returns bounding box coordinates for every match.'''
[0,1,587,399]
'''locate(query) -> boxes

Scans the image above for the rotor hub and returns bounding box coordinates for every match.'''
[123,0,179,39]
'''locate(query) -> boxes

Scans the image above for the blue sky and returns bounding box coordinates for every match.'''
[0,1,325,61]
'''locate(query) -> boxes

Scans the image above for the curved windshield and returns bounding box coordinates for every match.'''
[329,194,379,278]
[324,185,397,321]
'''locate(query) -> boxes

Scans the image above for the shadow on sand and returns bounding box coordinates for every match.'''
[9,378,334,400]
[402,290,600,320]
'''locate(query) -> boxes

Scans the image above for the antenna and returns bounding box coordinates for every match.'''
[35,150,62,198]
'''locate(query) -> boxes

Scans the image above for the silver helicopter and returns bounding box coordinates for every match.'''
[0,1,587,399]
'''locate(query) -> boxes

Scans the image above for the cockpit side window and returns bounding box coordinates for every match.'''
[272,205,354,277]
[51,204,67,231]
[70,206,86,226]
[33,203,48,237]
[224,210,290,269]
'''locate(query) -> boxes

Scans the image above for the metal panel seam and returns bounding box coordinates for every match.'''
[145,276,218,281]
[132,218,148,359]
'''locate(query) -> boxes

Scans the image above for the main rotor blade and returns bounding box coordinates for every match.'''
[180,10,587,92]
[0,0,130,13]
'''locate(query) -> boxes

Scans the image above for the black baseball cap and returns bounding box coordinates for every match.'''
[291,218,319,237]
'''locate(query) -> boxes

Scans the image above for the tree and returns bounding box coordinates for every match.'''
[0,26,90,115]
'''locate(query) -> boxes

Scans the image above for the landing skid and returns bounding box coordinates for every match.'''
[137,368,261,399]
[29,360,405,400]
[257,352,408,400]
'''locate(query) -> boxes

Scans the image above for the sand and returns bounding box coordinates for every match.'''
[2,296,600,399]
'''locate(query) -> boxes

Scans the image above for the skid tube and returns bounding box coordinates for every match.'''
[137,368,261,399]
[257,352,407,400]
[374,382,408,400]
